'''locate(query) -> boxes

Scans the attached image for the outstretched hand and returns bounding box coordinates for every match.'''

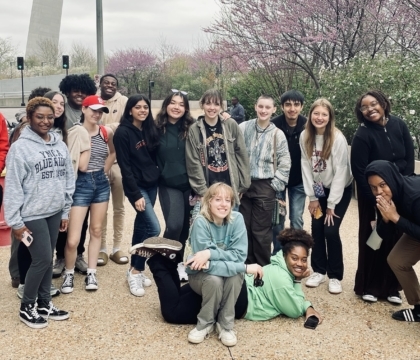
[305,307,323,324]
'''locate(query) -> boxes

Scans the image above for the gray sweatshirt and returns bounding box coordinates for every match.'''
[4,126,75,229]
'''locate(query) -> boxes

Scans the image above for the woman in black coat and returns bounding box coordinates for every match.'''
[351,90,414,303]
[366,160,420,322]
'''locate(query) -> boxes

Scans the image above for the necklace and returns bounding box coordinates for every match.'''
[255,121,270,143]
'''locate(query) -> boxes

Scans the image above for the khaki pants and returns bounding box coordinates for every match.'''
[388,233,420,305]
[189,272,244,330]
[101,163,125,249]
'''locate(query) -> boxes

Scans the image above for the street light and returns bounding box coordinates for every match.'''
[9,62,13,79]
[148,80,154,101]
[41,62,46,76]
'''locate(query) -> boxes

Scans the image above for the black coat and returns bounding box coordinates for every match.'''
[351,115,414,206]
[271,114,307,187]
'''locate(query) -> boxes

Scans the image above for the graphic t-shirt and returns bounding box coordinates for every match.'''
[204,119,231,186]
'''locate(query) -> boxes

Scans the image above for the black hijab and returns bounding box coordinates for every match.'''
[365,160,420,210]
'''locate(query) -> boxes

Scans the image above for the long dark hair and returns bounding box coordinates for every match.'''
[121,94,160,151]
[43,91,68,143]
[155,92,194,139]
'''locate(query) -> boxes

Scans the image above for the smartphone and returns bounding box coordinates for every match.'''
[21,231,33,247]
[304,315,319,330]
[314,207,323,220]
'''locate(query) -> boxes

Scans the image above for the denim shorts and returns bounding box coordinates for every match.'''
[72,170,110,207]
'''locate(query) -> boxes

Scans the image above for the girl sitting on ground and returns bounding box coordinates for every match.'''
[131,218,322,344]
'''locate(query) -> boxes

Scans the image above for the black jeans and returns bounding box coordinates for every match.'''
[148,255,248,324]
[158,186,191,261]
[311,185,352,280]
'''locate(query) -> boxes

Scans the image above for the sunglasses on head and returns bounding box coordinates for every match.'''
[171,89,188,96]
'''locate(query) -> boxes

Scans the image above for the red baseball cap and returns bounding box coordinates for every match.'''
[82,95,109,113]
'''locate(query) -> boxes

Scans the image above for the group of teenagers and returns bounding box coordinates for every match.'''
[3,74,420,345]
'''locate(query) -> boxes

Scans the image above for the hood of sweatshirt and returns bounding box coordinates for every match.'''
[119,117,143,134]
[20,125,61,145]
[270,250,294,280]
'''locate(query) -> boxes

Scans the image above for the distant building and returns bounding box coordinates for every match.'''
[25,0,64,59]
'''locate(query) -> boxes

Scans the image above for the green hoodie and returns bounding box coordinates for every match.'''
[245,250,312,321]
[156,122,190,192]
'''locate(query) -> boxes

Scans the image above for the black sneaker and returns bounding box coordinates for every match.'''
[19,303,48,329]
[392,308,420,322]
[37,300,69,321]
[130,237,182,262]
[85,272,98,291]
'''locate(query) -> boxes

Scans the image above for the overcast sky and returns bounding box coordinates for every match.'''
[0,0,221,55]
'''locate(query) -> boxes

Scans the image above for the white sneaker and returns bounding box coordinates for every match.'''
[387,295,402,305]
[61,273,74,294]
[140,272,152,287]
[17,284,24,299]
[216,322,237,347]
[328,279,342,294]
[362,294,378,302]
[127,269,145,297]
[177,262,189,282]
[187,324,214,344]
[305,272,326,288]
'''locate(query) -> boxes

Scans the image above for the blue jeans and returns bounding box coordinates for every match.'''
[72,170,110,207]
[130,185,161,271]
[272,183,306,255]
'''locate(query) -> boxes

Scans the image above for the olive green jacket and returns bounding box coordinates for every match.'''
[185,115,250,204]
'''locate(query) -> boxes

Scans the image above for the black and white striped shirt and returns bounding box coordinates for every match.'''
[87,130,108,172]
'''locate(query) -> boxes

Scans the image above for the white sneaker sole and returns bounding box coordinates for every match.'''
[60,287,74,294]
[39,313,70,321]
[20,316,48,329]
[85,285,98,291]
[305,280,326,288]
[328,288,342,294]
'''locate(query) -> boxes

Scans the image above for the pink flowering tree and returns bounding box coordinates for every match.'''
[205,0,420,90]
[106,48,159,95]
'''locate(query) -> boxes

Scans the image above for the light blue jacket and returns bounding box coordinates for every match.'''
[186,211,247,277]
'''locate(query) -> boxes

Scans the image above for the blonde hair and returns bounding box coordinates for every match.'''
[200,182,235,224]
[303,98,339,160]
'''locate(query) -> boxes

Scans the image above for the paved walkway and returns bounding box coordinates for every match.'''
[1,196,420,359]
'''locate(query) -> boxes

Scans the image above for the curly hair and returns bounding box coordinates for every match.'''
[43,91,68,143]
[277,228,314,256]
[28,87,51,101]
[58,74,97,96]
[26,97,55,121]
[155,92,194,139]
[354,89,391,123]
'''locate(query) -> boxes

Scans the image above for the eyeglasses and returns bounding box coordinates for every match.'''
[360,101,379,113]
[171,89,188,96]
